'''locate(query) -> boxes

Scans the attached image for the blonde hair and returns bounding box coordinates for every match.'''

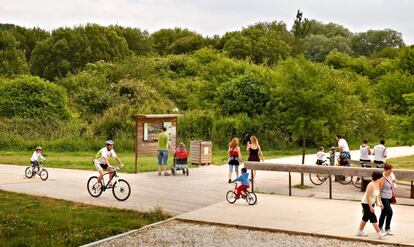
[250,136,259,146]
[179,142,185,149]
[228,138,239,150]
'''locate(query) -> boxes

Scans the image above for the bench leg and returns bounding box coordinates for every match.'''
[329,175,332,199]
[411,181,414,199]
[289,172,292,196]
[251,169,254,192]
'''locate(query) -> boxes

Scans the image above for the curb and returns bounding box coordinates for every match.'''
[80,217,176,247]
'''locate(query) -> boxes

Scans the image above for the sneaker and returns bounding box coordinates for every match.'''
[380,228,385,233]
[377,231,386,239]
[386,229,393,236]
[356,230,368,237]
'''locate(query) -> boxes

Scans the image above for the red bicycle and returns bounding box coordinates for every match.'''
[226,182,257,205]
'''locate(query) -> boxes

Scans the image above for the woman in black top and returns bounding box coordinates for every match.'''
[246,136,265,179]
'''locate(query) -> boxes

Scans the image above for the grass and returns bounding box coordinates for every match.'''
[0,190,169,247]
[0,148,307,173]
[387,155,414,170]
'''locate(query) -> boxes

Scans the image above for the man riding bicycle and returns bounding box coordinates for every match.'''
[94,140,124,188]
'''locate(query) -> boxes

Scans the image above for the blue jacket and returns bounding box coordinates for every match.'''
[233,172,250,185]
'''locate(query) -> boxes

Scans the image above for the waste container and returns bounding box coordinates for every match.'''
[190,140,212,166]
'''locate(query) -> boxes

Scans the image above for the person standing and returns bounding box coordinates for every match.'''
[379,164,395,235]
[157,127,170,176]
[336,135,351,166]
[246,135,265,179]
[360,139,372,167]
[356,171,386,239]
[373,139,387,168]
[228,138,242,183]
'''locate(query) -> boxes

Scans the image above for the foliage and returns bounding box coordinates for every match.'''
[0,31,29,76]
[351,29,405,57]
[0,75,70,120]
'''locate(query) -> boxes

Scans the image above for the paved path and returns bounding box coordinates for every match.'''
[1,146,414,215]
[177,194,414,246]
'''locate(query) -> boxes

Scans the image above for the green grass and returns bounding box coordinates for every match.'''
[0,190,169,247]
[0,148,307,173]
[387,155,414,170]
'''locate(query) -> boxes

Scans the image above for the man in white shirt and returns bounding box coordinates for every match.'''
[373,139,387,168]
[94,140,124,187]
[336,134,351,166]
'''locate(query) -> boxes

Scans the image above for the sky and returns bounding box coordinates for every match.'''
[1,0,413,44]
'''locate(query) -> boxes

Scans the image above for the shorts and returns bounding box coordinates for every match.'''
[316,159,324,165]
[360,159,371,167]
[157,150,168,166]
[361,203,377,223]
[94,159,112,171]
[31,160,39,167]
[374,160,384,168]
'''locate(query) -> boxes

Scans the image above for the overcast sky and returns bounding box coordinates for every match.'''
[1,0,413,44]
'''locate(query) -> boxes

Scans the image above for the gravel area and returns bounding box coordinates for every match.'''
[96,220,392,247]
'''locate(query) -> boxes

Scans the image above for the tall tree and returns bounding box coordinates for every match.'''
[0,31,29,76]
[351,29,405,57]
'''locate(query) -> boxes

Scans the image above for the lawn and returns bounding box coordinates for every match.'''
[387,155,414,170]
[0,190,169,247]
[0,148,306,173]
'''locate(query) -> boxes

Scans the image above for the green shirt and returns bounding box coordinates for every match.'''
[157,132,169,150]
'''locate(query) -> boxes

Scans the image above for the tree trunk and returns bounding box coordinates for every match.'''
[301,137,306,186]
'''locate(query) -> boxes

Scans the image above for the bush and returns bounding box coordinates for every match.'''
[0,75,70,120]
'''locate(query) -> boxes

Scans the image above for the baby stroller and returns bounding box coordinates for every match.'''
[171,154,189,176]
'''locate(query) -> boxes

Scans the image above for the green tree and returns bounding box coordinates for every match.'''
[0,31,29,76]
[30,24,131,80]
[303,35,353,62]
[351,29,405,57]
[149,28,205,55]
[6,25,49,60]
[0,75,70,120]
[111,26,152,55]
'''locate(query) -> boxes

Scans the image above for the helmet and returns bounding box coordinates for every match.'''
[105,140,114,145]
[35,146,42,150]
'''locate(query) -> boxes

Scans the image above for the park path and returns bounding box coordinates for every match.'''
[0,146,414,215]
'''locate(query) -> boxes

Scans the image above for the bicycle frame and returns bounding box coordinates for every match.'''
[101,170,119,189]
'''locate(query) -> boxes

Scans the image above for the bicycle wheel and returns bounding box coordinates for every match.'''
[245,191,257,205]
[336,175,352,185]
[87,176,103,197]
[39,169,48,181]
[25,166,34,178]
[226,190,237,204]
[309,173,327,185]
[112,179,131,201]
[351,176,362,188]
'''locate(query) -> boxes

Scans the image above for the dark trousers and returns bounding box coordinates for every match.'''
[379,198,393,230]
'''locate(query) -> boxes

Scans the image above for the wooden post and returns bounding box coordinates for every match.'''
[251,169,254,192]
[329,175,332,199]
[289,172,292,196]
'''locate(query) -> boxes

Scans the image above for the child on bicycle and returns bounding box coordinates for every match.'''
[31,146,45,169]
[316,146,326,165]
[231,167,250,199]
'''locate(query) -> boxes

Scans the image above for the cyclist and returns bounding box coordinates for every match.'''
[94,140,124,188]
[336,134,351,166]
[31,146,45,170]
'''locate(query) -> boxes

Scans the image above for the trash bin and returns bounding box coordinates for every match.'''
[190,140,212,166]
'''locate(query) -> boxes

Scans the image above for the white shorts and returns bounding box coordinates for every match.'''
[94,159,113,171]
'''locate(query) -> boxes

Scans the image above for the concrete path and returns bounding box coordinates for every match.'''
[1,146,414,215]
[177,194,414,246]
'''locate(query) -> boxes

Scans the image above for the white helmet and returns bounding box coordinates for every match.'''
[105,140,114,145]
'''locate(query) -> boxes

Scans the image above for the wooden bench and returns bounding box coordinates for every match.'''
[244,162,414,199]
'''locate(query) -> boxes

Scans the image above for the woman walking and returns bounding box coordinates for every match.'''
[356,171,386,239]
[379,164,395,235]
[228,138,242,183]
[360,139,372,167]
[246,135,265,179]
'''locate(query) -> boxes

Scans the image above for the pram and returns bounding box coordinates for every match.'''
[171,154,189,176]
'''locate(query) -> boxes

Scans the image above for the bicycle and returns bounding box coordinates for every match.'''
[350,161,371,189]
[226,182,257,205]
[309,159,352,186]
[25,161,48,181]
[87,167,131,201]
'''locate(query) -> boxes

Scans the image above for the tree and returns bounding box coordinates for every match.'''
[0,31,29,76]
[6,25,49,60]
[222,21,293,65]
[111,26,152,55]
[351,29,405,57]
[303,35,353,62]
[149,28,205,55]
[30,24,131,80]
